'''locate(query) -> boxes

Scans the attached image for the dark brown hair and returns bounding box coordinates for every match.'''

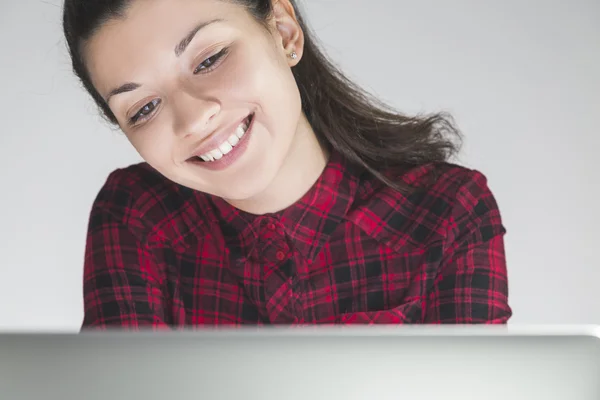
[63,0,461,192]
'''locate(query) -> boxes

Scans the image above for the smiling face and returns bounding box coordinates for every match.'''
[84,0,325,211]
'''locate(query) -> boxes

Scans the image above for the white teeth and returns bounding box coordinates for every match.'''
[210,149,223,160]
[219,141,233,154]
[235,124,245,138]
[227,134,239,146]
[196,116,252,162]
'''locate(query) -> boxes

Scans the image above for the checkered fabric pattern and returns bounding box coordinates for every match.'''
[82,151,511,328]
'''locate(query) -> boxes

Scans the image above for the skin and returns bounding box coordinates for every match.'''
[84,0,328,214]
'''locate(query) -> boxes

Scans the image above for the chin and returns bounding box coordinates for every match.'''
[170,164,272,202]
[215,171,277,202]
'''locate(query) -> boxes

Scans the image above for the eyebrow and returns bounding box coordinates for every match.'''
[105,18,223,103]
[106,82,141,102]
[174,18,223,57]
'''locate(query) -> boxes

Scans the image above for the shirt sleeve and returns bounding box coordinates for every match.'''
[81,184,171,330]
[423,170,512,324]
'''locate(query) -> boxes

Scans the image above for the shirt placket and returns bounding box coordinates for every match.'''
[253,217,301,324]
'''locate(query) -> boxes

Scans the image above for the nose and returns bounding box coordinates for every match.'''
[171,91,221,139]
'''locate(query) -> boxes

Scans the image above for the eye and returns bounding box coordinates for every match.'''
[193,47,229,74]
[129,98,161,125]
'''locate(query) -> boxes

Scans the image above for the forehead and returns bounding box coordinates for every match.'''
[83,0,250,96]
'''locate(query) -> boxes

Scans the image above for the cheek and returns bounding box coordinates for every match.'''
[218,42,299,114]
[126,127,175,167]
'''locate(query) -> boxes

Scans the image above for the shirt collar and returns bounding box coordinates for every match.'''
[208,150,363,262]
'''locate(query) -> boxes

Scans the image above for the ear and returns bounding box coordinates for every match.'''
[271,0,304,66]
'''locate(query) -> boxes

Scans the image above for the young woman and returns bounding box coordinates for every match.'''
[63,0,512,328]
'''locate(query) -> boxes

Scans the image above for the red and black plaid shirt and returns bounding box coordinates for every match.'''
[82,150,511,328]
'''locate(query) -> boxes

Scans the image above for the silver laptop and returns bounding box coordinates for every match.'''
[1,325,599,400]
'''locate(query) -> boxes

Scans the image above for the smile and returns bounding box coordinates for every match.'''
[193,114,253,162]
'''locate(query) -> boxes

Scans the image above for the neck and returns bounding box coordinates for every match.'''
[226,115,329,215]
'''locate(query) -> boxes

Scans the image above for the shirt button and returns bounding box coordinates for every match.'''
[276,250,286,261]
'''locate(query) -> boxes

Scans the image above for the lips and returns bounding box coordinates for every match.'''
[187,113,254,164]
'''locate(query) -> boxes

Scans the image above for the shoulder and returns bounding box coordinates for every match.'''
[402,162,501,217]
[350,162,505,251]
[88,163,213,246]
[412,162,503,229]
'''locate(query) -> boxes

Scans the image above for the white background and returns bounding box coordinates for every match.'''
[0,0,598,331]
